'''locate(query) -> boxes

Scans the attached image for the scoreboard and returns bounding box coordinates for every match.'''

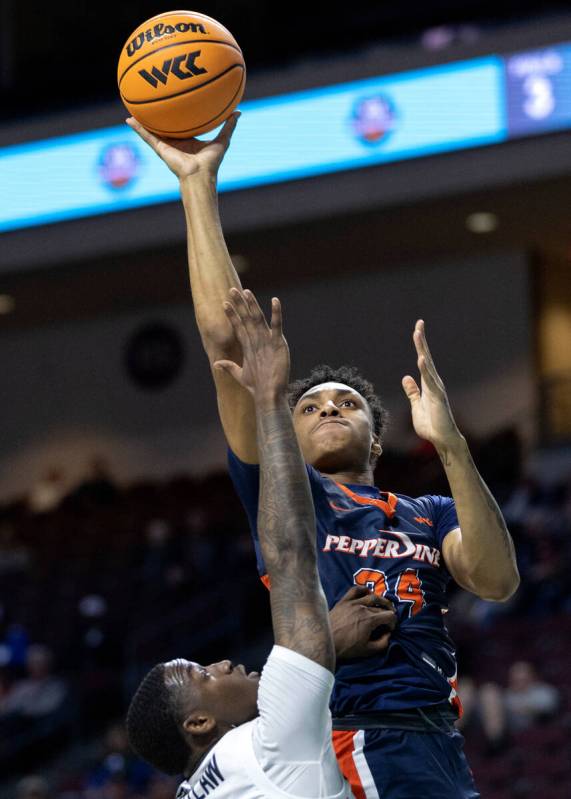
[505,43,571,136]
[1,41,570,234]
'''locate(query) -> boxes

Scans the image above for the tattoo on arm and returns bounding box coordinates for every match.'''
[256,403,335,671]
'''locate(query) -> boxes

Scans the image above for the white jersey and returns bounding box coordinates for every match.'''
[176,646,350,799]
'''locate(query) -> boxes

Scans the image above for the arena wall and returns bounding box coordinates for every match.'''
[0,250,533,500]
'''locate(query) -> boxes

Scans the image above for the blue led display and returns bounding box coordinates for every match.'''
[0,41,569,234]
[505,42,571,136]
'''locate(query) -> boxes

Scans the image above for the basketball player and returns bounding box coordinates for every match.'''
[126,289,394,797]
[128,113,520,798]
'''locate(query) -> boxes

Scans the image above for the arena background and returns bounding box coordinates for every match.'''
[0,2,570,797]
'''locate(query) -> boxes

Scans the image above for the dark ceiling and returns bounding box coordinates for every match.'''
[0,0,570,332]
[1,0,570,122]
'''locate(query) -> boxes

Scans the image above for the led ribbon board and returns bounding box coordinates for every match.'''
[1,42,570,233]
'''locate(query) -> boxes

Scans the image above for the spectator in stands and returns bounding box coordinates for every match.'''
[85,722,153,797]
[68,457,118,508]
[1,622,30,670]
[0,644,70,766]
[458,660,559,750]
[15,775,51,799]
[1,644,68,719]
[505,660,559,731]
[27,467,67,514]
[0,521,30,575]
[142,519,178,585]
[457,677,507,752]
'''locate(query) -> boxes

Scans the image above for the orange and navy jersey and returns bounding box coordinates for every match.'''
[228,449,462,717]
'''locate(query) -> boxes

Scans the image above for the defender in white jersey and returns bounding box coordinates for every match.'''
[175,645,345,799]
[126,290,393,797]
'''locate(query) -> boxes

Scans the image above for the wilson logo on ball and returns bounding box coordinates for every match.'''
[138,51,208,89]
[126,21,208,57]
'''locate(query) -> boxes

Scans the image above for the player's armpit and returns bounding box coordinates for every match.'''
[441,528,479,595]
[211,353,258,464]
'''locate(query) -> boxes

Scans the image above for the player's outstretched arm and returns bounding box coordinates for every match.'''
[402,320,520,602]
[215,289,334,671]
[126,114,258,464]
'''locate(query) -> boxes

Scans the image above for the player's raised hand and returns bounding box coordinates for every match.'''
[329,586,397,660]
[125,111,240,180]
[213,288,290,403]
[402,320,462,449]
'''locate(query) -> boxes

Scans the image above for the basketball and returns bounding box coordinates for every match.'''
[117,10,245,138]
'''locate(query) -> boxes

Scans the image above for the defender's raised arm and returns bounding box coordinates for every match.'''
[127,115,258,463]
[215,289,334,670]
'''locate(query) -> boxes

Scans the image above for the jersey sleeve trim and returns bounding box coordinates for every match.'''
[440,523,461,541]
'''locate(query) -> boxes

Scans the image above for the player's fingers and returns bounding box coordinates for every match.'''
[227,289,261,344]
[412,320,423,356]
[126,117,165,151]
[417,355,442,395]
[270,298,284,340]
[339,585,371,603]
[372,596,396,612]
[365,632,392,653]
[355,592,387,608]
[242,289,267,327]
[416,321,444,388]
[236,289,269,348]
[213,359,243,385]
[418,320,435,365]
[402,375,420,404]
[414,320,432,359]
[213,111,240,148]
[363,608,397,632]
[222,300,250,349]
[228,288,256,327]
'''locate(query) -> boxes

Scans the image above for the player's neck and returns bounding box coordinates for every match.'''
[321,467,375,486]
[185,741,217,779]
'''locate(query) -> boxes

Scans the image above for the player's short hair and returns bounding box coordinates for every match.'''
[288,364,388,444]
[126,664,189,776]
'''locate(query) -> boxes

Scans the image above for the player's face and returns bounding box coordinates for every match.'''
[292,383,377,473]
[163,657,259,731]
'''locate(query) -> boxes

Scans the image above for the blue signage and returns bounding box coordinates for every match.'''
[505,42,571,136]
[0,41,569,235]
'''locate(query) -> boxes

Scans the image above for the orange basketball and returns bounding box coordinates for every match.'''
[118,10,245,138]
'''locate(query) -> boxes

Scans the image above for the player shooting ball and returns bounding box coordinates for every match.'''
[126,290,394,796]
[128,112,519,799]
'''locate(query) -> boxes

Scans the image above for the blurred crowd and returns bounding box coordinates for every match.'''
[0,428,570,797]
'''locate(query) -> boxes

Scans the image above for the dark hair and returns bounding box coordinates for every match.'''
[126,664,189,776]
[288,364,388,444]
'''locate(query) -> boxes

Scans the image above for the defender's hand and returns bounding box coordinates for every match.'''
[402,320,462,449]
[125,112,239,180]
[330,586,397,661]
[213,288,290,402]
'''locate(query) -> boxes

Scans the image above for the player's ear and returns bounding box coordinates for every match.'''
[371,434,382,460]
[183,712,217,738]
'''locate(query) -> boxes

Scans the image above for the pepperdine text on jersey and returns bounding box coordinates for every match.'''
[322,529,441,567]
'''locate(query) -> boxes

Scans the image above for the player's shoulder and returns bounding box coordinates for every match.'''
[177,722,257,799]
[393,491,455,520]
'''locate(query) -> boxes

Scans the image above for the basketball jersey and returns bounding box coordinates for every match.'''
[176,646,350,799]
[228,450,462,717]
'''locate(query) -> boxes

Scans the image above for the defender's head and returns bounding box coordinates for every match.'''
[126,658,259,776]
[288,365,388,475]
